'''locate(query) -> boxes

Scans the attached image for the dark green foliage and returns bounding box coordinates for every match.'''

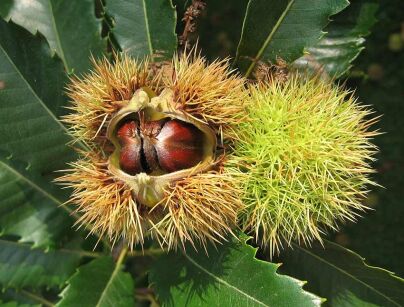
[149,236,322,306]
[277,241,404,307]
[0,163,72,249]
[57,257,134,307]
[106,0,177,59]
[234,0,348,76]
[0,0,105,74]
[342,0,404,278]
[0,19,74,248]
[0,239,81,289]
[294,1,378,78]
[0,0,402,306]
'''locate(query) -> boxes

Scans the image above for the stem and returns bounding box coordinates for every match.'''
[135,288,159,306]
[116,245,128,266]
[0,238,103,259]
[60,249,103,258]
[20,290,54,307]
[128,248,165,257]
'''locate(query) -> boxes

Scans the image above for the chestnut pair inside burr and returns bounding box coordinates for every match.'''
[116,116,205,176]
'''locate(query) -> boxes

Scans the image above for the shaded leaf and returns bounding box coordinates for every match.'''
[235,0,349,77]
[106,0,177,60]
[0,162,72,249]
[278,240,404,307]
[332,290,379,307]
[0,239,81,289]
[0,289,46,307]
[0,20,75,248]
[294,1,378,78]
[0,301,39,307]
[0,0,105,74]
[0,19,73,171]
[57,256,134,307]
[149,236,322,306]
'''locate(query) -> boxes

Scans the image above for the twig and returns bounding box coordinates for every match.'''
[135,288,159,307]
[20,290,55,307]
[179,0,206,47]
[59,248,103,258]
[115,244,128,265]
[128,248,165,257]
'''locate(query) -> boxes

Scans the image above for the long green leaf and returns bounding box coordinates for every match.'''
[294,1,378,78]
[57,255,134,307]
[106,0,177,59]
[149,236,322,307]
[0,19,73,172]
[0,0,105,74]
[0,300,39,307]
[0,20,75,248]
[278,240,404,307]
[1,289,49,307]
[0,239,81,289]
[0,162,72,249]
[0,301,39,307]
[235,0,349,76]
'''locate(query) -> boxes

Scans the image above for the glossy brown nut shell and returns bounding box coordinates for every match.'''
[155,119,204,173]
[119,138,143,175]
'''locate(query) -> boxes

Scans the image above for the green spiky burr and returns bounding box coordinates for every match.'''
[226,75,379,255]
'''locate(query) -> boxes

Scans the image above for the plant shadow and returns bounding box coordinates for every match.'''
[150,238,239,306]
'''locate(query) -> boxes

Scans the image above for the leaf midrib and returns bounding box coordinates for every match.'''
[95,248,128,307]
[0,42,73,215]
[46,0,70,73]
[141,0,153,56]
[293,242,401,306]
[243,0,295,77]
[184,253,268,306]
[0,238,99,258]
[0,160,71,214]
[0,43,71,138]
[0,32,86,218]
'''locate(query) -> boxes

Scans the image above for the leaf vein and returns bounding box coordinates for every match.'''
[184,254,268,306]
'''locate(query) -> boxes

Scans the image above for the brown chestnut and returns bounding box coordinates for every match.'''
[116,118,204,175]
[153,119,204,173]
[117,121,143,175]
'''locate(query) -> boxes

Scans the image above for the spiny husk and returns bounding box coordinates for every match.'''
[227,74,379,256]
[58,154,242,249]
[150,167,243,250]
[64,55,161,147]
[59,52,247,250]
[64,52,246,148]
[56,153,161,248]
[161,50,247,137]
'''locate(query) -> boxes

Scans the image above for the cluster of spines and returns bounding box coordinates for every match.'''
[60,52,247,250]
[60,51,378,254]
[152,169,243,250]
[164,51,247,136]
[227,75,378,255]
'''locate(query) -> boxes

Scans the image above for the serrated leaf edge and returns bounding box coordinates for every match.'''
[292,240,404,306]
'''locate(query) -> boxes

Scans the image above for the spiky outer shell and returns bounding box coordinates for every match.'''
[226,75,378,255]
[59,53,246,249]
[59,51,379,254]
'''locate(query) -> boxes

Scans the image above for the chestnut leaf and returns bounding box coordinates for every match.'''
[234,0,349,77]
[0,0,105,74]
[57,256,134,307]
[105,0,177,60]
[0,162,72,249]
[0,20,75,248]
[277,240,404,307]
[149,235,322,306]
[293,1,379,78]
[0,239,81,290]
